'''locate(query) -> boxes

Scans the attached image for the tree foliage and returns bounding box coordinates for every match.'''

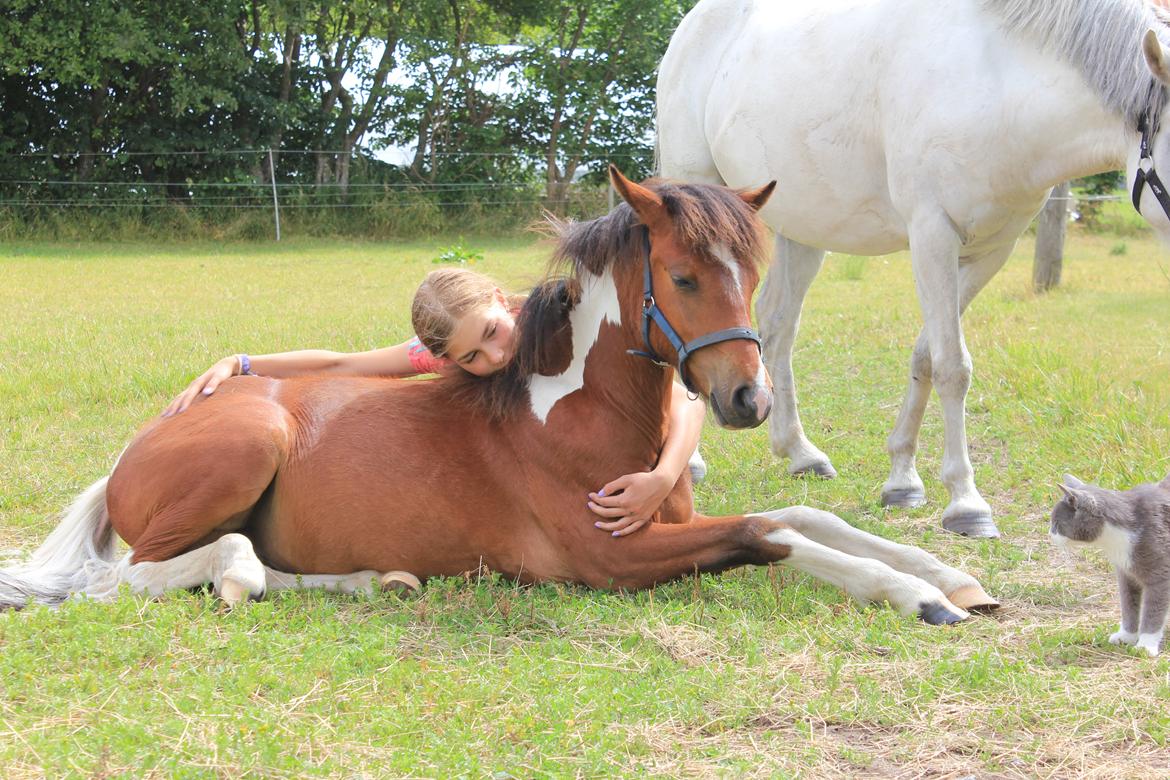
[0,0,695,211]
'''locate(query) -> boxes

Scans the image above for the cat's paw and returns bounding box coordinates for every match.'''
[1135,633,1162,657]
[1109,629,1138,646]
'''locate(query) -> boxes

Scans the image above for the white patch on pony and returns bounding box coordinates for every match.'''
[527,270,622,424]
[709,243,742,295]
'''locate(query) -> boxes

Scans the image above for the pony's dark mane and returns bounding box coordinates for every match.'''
[447,180,769,422]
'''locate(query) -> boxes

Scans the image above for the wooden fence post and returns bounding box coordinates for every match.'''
[1033,181,1070,293]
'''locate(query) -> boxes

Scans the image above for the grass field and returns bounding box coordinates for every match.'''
[2,229,1169,778]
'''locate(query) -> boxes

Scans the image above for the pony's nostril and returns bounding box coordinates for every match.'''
[730,383,773,423]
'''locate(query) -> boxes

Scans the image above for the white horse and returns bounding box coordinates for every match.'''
[658,0,1170,537]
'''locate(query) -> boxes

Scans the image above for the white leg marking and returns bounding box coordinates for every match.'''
[762,525,964,619]
[528,270,622,423]
[264,567,384,595]
[757,506,981,595]
[122,534,266,605]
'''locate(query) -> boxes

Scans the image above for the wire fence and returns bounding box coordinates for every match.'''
[0,147,638,240]
[0,149,1133,242]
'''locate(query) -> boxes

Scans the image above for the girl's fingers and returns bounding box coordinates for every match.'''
[587,492,626,508]
[611,518,650,537]
[587,501,626,519]
[599,475,632,497]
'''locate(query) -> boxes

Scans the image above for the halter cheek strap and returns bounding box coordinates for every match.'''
[1132,112,1170,221]
[626,229,762,393]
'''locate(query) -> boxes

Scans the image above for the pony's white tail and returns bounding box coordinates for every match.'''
[0,476,120,609]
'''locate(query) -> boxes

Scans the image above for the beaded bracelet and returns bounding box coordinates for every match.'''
[237,354,253,376]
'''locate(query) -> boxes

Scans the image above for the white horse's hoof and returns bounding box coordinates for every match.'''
[941,511,1000,538]
[882,486,927,509]
[788,458,837,479]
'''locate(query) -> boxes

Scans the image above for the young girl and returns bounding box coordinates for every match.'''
[164,268,707,538]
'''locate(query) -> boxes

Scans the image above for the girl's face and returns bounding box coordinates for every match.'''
[445,291,517,377]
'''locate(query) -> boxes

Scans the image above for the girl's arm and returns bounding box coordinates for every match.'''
[163,341,419,416]
[587,382,705,536]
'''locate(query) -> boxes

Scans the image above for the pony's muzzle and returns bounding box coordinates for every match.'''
[712,381,772,429]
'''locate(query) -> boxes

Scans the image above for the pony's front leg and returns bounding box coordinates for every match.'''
[907,215,998,538]
[766,524,969,624]
[583,516,967,624]
[754,507,997,611]
[757,235,836,477]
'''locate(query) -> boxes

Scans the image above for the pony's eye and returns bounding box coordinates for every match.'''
[672,276,697,291]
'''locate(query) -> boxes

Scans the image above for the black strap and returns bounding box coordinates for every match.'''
[1131,111,1170,220]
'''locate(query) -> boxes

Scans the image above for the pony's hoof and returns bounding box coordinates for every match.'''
[946,583,999,612]
[380,571,421,596]
[942,512,1000,538]
[918,599,968,625]
[789,460,837,479]
[219,576,264,607]
[881,486,927,509]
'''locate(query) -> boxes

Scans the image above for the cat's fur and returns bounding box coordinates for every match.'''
[1049,472,1170,657]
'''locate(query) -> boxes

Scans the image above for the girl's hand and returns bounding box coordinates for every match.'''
[163,356,238,417]
[587,470,674,537]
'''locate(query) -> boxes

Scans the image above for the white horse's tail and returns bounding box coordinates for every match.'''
[0,476,120,609]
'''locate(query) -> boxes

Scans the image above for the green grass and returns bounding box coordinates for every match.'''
[2,230,1169,777]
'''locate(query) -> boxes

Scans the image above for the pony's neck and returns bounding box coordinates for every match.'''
[525,266,672,456]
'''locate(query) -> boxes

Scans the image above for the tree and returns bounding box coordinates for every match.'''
[508,0,693,210]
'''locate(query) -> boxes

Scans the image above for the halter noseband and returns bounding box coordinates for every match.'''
[1132,111,1170,221]
[626,228,762,393]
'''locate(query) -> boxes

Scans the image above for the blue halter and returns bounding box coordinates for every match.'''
[626,228,762,393]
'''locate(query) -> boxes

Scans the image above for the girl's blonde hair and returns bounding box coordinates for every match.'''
[411,268,500,358]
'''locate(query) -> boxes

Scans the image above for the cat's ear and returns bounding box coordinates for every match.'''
[1062,474,1086,489]
[1058,483,1098,513]
[1160,471,1170,490]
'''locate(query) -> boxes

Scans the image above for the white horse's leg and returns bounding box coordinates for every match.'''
[882,244,1014,516]
[756,507,997,610]
[757,235,836,477]
[907,216,998,537]
[762,521,968,623]
[122,533,267,606]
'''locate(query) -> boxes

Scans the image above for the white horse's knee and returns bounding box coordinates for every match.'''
[931,354,972,396]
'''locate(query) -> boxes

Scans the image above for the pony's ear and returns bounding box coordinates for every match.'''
[738,181,777,212]
[1143,30,1170,85]
[1062,473,1086,489]
[609,165,665,228]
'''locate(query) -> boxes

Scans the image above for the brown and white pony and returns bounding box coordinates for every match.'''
[0,169,996,623]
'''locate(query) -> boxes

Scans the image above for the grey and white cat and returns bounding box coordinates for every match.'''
[1049,472,1170,657]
